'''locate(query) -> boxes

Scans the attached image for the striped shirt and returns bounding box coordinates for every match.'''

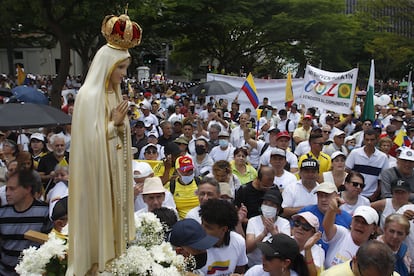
[0,200,52,273]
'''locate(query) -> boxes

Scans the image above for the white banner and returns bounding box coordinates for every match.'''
[298,65,358,114]
[206,73,303,117]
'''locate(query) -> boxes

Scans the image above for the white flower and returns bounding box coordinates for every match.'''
[15,232,67,275]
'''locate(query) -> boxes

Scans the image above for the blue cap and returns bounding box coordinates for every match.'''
[169,219,218,250]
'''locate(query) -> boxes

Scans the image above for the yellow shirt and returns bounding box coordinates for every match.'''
[298,151,332,175]
[165,178,199,219]
[293,127,311,142]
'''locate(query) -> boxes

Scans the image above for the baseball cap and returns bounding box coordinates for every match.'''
[262,189,283,205]
[51,196,68,221]
[270,148,286,157]
[257,233,300,260]
[169,219,218,250]
[391,179,411,192]
[142,177,166,195]
[141,103,151,110]
[134,120,145,128]
[315,182,338,194]
[223,112,231,119]
[148,130,159,138]
[391,116,404,122]
[175,156,194,173]
[292,211,319,232]
[267,126,279,133]
[303,115,312,120]
[333,130,345,137]
[345,136,355,143]
[275,131,290,140]
[331,151,346,161]
[398,147,414,162]
[144,92,152,98]
[300,158,319,170]
[196,136,210,143]
[218,130,230,137]
[143,118,153,127]
[353,206,379,225]
[132,160,154,178]
[30,133,45,142]
[174,136,189,145]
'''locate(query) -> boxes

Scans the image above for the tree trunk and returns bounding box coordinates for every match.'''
[50,38,70,108]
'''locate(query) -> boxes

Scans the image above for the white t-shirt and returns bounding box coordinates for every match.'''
[246,215,291,266]
[245,265,298,276]
[323,225,359,269]
[17,134,30,152]
[230,126,246,149]
[339,195,370,216]
[273,170,297,192]
[200,231,248,275]
[185,206,201,224]
[294,141,310,157]
[260,147,298,170]
[282,181,319,208]
[210,144,235,163]
[301,244,325,270]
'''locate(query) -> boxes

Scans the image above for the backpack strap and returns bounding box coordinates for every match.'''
[260,142,270,156]
[170,176,200,194]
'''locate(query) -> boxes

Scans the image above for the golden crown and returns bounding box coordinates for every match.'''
[101,14,142,50]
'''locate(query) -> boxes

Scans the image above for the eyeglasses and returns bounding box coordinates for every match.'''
[145,150,157,154]
[293,220,313,232]
[350,182,365,189]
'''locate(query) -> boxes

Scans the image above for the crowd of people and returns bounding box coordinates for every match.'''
[1,78,414,276]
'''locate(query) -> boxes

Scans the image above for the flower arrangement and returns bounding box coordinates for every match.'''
[15,232,67,276]
[16,212,192,275]
[106,212,188,275]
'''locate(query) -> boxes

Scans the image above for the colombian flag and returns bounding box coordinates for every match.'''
[394,130,411,147]
[241,73,259,109]
[285,70,294,108]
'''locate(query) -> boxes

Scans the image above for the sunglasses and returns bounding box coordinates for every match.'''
[145,150,157,154]
[323,130,331,134]
[350,182,365,189]
[293,220,313,232]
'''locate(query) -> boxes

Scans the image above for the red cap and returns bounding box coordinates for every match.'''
[144,92,152,98]
[276,131,290,140]
[175,156,194,173]
[303,115,312,120]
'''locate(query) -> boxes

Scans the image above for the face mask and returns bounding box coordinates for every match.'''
[347,145,354,151]
[180,173,194,185]
[261,204,277,218]
[219,139,229,148]
[195,145,206,155]
[193,252,208,269]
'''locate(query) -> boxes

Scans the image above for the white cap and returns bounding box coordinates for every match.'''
[353,206,379,225]
[30,133,45,142]
[224,112,231,118]
[333,130,345,137]
[398,147,414,162]
[270,148,286,157]
[292,211,320,232]
[147,130,159,138]
[218,130,230,137]
[143,117,153,128]
[331,151,346,160]
[132,160,154,178]
[315,182,338,194]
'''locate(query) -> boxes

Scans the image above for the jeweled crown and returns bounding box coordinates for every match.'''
[101,14,142,50]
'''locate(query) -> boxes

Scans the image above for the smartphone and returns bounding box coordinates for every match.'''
[266,110,272,120]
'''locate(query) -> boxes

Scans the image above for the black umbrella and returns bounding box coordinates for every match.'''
[188,80,237,96]
[0,103,71,130]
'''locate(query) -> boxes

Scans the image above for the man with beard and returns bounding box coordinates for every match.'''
[37,133,69,188]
